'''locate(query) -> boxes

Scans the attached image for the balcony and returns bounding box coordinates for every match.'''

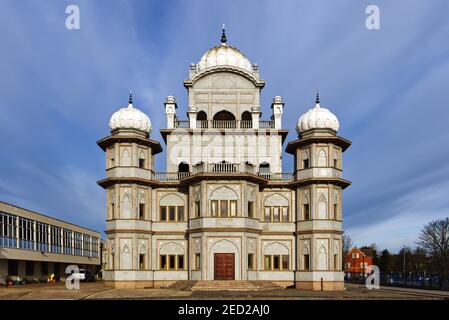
[153,172,190,181]
[258,172,293,182]
[259,120,274,129]
[295,167,342,180]
[189,217,260,230]
[174,120,190,128]
[192,162,255,174]
[172,120,275,129]
[105,164,293,183]
[212,120,237,129]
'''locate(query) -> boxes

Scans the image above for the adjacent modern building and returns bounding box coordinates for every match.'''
[0,201,101,284]
[98,29,351,290]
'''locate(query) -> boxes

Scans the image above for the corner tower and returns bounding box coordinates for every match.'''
[286,93,351,291]
[97,93,162,288]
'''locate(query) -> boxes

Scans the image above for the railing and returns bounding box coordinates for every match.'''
[192,162,256,174]
[212,120,237,129]
[174,120,190,128]
[197,120,208,128]
[259,172,294,181]
[240,120,252,129]
[150,167,292,182]
[259,120,274,129]
[172,119,275,129]
[153,172,187,181]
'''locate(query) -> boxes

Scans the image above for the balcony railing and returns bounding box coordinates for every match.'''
[172,119,275,129]
[153,172,190,181]
[192,162,255,174]
[174,120,190,128]
[149,166,292,182]
[259,120,274,129]
[258,172,293,181]
[240,120,252,129]
[212,120,237,129]
[197,120,208,128]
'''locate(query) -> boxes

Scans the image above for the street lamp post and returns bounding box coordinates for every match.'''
[403,245,406,285]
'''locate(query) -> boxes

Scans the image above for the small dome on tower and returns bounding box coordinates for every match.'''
[296,92,339,134]
[109,92,152,134]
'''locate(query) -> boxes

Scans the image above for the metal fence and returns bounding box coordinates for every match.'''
[345,271,449,291]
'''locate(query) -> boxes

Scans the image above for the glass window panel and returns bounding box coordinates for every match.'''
[139,254,145,270]
[273,255,280,270]
[264,255,271,270]
[195,254,201,270]
[169,207,176,221]
[303,204,310,220]
[195,201,200,218]
[177,206,184,221]
[160,255,167,270]
[211,200,218,217]
[230,200,237,217]
[160,207,167,221]
[273,207,280,222]
[248,202,254,218]
[282,207,289,222]
[264,207,271,222]
[304,254,310,270]
[248,254,254,270]
[139,203,145,220]
[178,255,184,269]
[169,255,176,269]
[220,200,228,217]
[282,255,289,270]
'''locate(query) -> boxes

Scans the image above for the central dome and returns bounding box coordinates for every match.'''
[197,44,253,73]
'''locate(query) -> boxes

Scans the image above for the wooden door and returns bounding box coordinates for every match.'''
[214,253,235,280]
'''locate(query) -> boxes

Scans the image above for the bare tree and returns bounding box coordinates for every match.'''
[417,218,449,288]
[342,233,353,258]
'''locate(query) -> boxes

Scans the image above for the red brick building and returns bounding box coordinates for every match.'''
[344,247,373,277]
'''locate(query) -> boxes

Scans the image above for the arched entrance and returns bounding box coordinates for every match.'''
[213,110,236,128]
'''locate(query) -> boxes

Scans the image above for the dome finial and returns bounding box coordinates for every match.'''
[315,89,320,105]
[221,24,227,44]
[128,90,133,106]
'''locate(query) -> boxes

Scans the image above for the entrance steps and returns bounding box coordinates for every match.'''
[166,280,285,291]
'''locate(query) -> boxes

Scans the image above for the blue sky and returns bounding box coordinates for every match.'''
[1,0,448,252]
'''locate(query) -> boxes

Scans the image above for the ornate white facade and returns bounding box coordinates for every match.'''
[97,32,351,291]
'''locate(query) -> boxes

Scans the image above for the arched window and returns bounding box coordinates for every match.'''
[138,150,146,168]
[209,186,239,217]
[241,111,252,128]
[178,162,189,173]
[213,110,236,128]
[197,111,207,120]
[197,111,208,128]
[213,110,235,120]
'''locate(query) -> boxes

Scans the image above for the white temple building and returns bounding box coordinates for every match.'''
[97,28,351,291]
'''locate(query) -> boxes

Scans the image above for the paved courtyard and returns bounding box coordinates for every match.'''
[0,282,448,300]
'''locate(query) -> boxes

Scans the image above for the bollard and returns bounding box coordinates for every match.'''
[321,277,324,291]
